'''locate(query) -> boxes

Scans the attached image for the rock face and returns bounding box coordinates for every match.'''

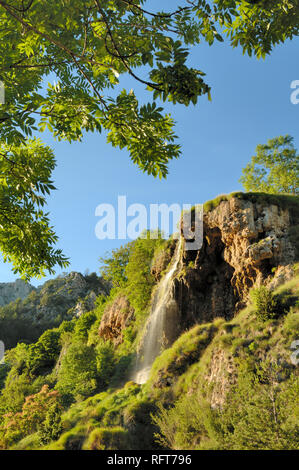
[19,271,109,325]
[0,279,35,307]
[0,272,110,348]
[206,348,236,409]
[98,296,135,346]
[176,195,298,330]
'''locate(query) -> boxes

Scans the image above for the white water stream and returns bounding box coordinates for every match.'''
[133,238,182,384]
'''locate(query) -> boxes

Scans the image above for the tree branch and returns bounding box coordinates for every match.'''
[94,0,162,91]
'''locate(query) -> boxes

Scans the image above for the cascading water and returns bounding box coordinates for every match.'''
[133,237,182,384]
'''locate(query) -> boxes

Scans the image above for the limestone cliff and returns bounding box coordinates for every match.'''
[17,271,109,325]
[176,193,298,330]
[0,279,35,307]
[98,296,135,346]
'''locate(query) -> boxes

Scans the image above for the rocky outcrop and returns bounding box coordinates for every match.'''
[72,291,98,318]
[175,194,298,329]
[21,271,109,325]
[0,279,35,307]
[206,348,236,408]
[0,272,110,348]
[98,296,135,346]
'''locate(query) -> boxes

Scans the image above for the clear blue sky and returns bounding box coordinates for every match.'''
[1,4,299,286]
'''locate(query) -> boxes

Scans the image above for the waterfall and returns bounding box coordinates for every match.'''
[133,237,182,384]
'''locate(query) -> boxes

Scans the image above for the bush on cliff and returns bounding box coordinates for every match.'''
[250,286,285,321]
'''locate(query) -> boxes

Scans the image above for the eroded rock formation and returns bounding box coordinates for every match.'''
[98,296,135,346]
[177,195,298,329]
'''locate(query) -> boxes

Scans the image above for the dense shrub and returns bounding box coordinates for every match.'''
[27,330,61,375]
[100,244,133,289]
[217,362,299,450]
[95,340,115,389]
[0,385,60,449]
[283,309,299,339]
[58,320,75,334]
[110,353,135,387]
[152,361,299,450]
[250,286,284,321]
[125,233,165,314]
[0,371,38,416]
[73,311,97,340]
[38,402,63,445]
[152,394,207,449]
[100,231,165,317]
[56,342,98,402]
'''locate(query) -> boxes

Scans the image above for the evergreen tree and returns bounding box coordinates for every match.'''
[38,402,63,446]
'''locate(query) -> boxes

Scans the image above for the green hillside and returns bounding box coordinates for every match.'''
[0,193,298,450]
